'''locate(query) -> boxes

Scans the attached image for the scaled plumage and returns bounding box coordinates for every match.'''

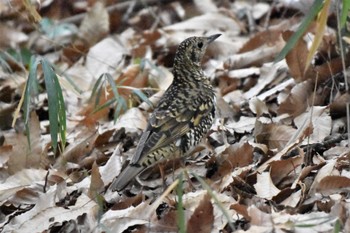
[110,34,221,191]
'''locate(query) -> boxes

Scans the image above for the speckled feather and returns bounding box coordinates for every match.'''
[110,34,221,191]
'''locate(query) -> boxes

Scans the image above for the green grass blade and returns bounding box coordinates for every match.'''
[275,0,324,62]
[176,173,185,233]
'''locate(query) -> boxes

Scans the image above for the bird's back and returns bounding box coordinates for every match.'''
[110,34,220,191]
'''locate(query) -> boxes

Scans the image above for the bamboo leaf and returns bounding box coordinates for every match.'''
[91,98,117,114]
[114,97,127,123]
[133,89,153,107]
[340,0,350,28]
[42,59,66,153]
[90,73,105,103]
[275,0,324,62]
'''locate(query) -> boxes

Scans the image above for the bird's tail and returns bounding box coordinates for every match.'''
[109,165,144,192]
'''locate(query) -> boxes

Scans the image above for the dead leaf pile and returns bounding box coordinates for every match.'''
[0,0,350,232]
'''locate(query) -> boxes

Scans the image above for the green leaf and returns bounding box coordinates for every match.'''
[91,98,117,114]
[340,0,350,28]
[40,17,78,39]
[41,59,66,153]
[90,73,105,104]
[275,0,324,62]
[105,73,120,101]
[23,56,40,125]
[133,89,153,107]
[114,97,127,123]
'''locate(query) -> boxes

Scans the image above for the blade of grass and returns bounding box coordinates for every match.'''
[275,0,324,62]
[176,172,185,233]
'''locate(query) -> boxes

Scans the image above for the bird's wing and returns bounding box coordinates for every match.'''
[131,90,213,165]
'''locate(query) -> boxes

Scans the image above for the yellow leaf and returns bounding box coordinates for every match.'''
[304,0,331,73]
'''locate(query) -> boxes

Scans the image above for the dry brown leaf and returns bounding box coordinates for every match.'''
[294,106,331,144]
[280,189,302,207]
[316,176,350,195]
[100,145,123,191]
[270,154,303,185]
[225,45,284,70]
[254,121,297,151]
[214,142,254,180]
[315,53,350,83]
[330,93,350,118]
[309,159,338,195]
[254,171,281,199]
[248,205,272,226]
[0,24,28,49]
[249,97,269,117]
[164,12,240,33]
[79,2,109,46]
[283,30,314,82]
[187,193,214,233]
[278,80,314,117]
[56,126,98,166]
[5,112,46,174]
[239,29,283,53]
[88,162,104,199]
[0,169,47,203]
[100,200,151,232]
[243,61,286,100]
[3,190,97,232]
[230,203,250,220]
[226,116,256,134]
[256,123,312,173]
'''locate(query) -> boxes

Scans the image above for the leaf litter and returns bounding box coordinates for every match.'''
[0,0,350,232]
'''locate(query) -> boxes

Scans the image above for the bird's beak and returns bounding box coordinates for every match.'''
[207,34,221,43]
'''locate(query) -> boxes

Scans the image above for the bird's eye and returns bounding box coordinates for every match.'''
[197,42,203,48]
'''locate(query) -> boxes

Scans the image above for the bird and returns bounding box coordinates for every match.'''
[110,34,221,191]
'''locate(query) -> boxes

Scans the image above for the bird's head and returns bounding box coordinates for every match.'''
[174,34,221,67]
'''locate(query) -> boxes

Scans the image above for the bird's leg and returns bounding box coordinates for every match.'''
[158,163,167,191]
